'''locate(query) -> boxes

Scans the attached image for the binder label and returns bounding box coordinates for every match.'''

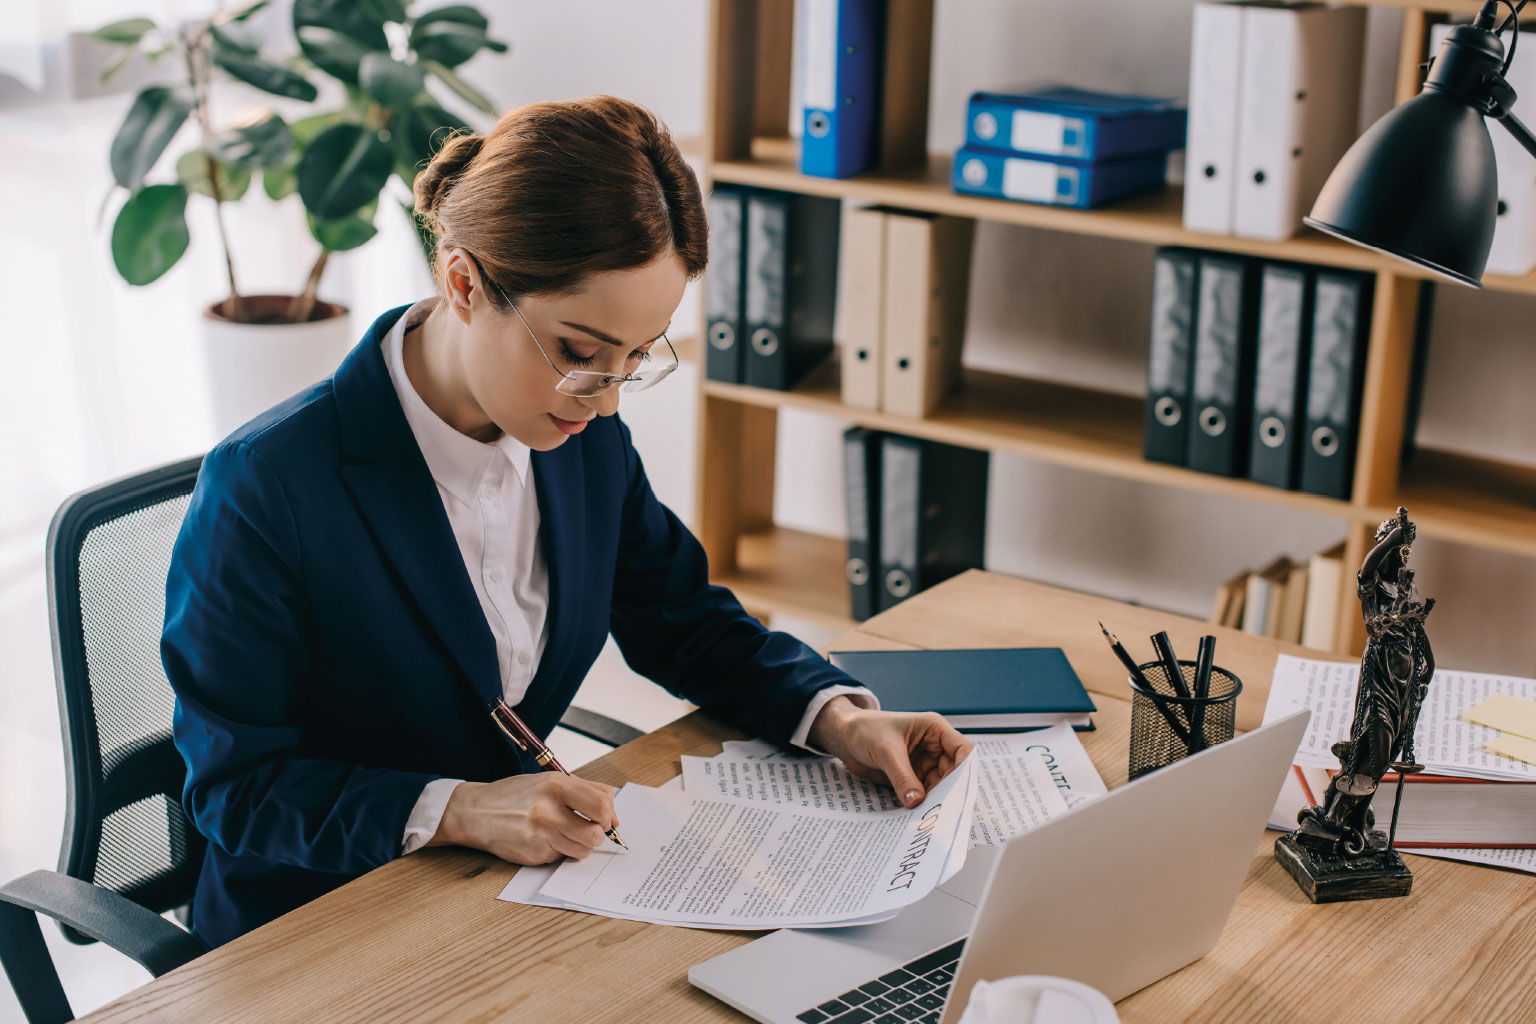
[1011,111,1077,157]
[804,0,837,112]
[1002,159,1063,203]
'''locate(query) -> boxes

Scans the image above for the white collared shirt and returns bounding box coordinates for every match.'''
[386,300,874,854]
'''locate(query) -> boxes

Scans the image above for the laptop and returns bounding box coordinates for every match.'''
[689,709,1311,1024]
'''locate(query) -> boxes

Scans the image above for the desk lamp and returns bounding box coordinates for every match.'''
[1305,0,1536,286]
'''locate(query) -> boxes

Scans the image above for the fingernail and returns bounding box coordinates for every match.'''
[905,790,919,805]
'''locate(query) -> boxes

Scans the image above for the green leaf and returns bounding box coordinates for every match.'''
[109,85,195,191]
[293,0,389,83]
[99,47,133,84]
[390,102,470,181]
[299,122,393,219]
[294,26,375,84]
[410,20,508,68]
[209,21,260,55]
[91,17,156,46]
[308,201,378,251]
[360,52,427,109]
[224,0,271,22]
[359,0,409,24]
[111,185,190,286]
[412,5,488,32]
[176,149,252,201]
[421,59,496,116]
[291,110,341,147]
[212,49,319,101]
[209,111,293,170]
[264,162,298,200]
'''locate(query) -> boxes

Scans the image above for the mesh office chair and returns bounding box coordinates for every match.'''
[0,456,643,1024]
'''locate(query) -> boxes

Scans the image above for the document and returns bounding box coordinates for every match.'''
[1265,654,1536,781]
[535,757,976,929]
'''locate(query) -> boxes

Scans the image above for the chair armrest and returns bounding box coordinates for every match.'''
[557,707,644,748]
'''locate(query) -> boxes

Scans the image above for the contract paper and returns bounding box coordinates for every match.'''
[536,756,976,929]
[1265,654,1536,781]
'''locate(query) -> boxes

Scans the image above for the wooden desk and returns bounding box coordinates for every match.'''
[79,571,1536,1024]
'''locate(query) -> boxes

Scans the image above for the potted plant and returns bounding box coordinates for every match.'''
[94,0,507,433]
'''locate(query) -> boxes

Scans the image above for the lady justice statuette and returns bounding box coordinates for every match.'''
[1276,507,1436,903]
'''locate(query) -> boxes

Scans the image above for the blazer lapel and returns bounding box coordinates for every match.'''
[333,306,502,710]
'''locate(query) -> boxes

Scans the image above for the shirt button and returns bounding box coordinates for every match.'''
[518,652,531,666]
[488,570,503,583]
[480,486,495,500]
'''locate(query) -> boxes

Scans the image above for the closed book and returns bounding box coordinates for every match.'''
[1232,3,1365,241]
[1143,247,1201,466]
[1242,556,1290,637]
[1248,262,1313,489]
[951,145,1167,209]
[744,191,842,391]
[1299,270,1373,499]
[842,427,882,622]
[1273,562,1309,644]
[839,206,888,409]
[1212,567,1250,628]
[1184,1,1245,233]
[882,211,975,418]
[705,187,748,383]
[1300,540,1345,651]
[963,84,1187,161]
[877,436,988,611]
[800,0,884,179]
[1285,766,1536,847]
[828,647,1097,731]
[1188,254,1260,477]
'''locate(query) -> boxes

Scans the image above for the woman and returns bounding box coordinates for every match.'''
[163,95,971,949]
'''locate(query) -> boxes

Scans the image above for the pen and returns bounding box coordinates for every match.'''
[489,699,628,850]
[1151,631,1193,700]
[1190,635,1217,752]
[1099,622,1192,746]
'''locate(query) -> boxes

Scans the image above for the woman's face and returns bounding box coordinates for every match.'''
[450,249,688,451]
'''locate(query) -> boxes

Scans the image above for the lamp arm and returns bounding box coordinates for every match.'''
[1497,109,1536,160]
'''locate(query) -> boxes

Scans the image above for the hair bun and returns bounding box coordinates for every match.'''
[413,131,485,216]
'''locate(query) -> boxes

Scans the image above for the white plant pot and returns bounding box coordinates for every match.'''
[201,296,355,438]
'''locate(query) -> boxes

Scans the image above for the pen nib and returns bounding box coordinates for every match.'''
[608,829,629,851]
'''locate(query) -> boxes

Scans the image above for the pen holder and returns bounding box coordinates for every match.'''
[1128,660,1242,781]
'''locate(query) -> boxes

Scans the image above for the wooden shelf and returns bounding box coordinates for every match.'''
[703,359,1357,519]
[710,138,1536,299]
[715,527,855,631]
[1373,449,1536,558]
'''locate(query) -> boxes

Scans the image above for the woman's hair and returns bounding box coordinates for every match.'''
[412,95,707,304]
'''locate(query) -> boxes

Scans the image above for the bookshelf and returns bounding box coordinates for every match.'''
[693,0,1536,656]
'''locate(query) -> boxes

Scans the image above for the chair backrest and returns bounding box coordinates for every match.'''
[46,457,205,944]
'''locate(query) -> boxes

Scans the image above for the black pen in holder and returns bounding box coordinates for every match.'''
[1128,659,1243,780]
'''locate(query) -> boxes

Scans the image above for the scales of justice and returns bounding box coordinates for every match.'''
[1275,506,1436,903]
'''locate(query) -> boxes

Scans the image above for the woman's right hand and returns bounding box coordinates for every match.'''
[426,773,619,864]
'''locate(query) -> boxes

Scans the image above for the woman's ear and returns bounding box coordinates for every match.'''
[439,248,476,318]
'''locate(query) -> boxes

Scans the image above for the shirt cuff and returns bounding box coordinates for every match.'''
[401,778,465,855]
[790,685,880,755]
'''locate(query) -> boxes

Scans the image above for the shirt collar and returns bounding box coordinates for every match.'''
[383,298,531,505]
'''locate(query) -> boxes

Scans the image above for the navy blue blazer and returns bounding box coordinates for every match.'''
[162,304,856,947]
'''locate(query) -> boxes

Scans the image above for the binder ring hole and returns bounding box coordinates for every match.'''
[896,357,910,371]
[856,348,869,361]
[846,558,869,586]
[1203,164,1217,179]
[1252,170,1266,185]
[962,159,987,186]
[708,323,735,350]
[751,328,779,356]
[1260,416,1286,448]
[1200,407,1227,437]
[1312,426,1339,457]
[808,112,831,138]
[1498,199,1509,216]
[885,570,912,599]
[1154,397,1182,427]
[974,112,998,140]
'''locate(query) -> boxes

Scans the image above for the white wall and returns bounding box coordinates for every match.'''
[456,0,1536,676]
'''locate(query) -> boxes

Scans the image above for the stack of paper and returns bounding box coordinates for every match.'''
[1263,654,1536,874]
[498,723,1107,928]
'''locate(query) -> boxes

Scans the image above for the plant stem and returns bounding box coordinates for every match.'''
[184,26,246,322]
[289,248,331,323]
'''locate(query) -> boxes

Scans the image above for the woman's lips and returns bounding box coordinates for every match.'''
[548,414,592,435]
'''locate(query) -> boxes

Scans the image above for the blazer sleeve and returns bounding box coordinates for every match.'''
[605,417,857,745]
[162,442,439,874]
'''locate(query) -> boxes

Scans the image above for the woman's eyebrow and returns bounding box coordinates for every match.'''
[559,320,670,347]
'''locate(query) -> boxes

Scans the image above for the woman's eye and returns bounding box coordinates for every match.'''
[630,348,653,363]
[558,341,598,367]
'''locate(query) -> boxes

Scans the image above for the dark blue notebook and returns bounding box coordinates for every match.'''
[828,647,1096,732]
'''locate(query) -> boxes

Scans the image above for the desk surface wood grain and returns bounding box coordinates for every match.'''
[78,572,1536,1024]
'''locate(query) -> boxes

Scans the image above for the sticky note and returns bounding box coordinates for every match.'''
[1461,694,1536,742]
[1486,733,1536,767]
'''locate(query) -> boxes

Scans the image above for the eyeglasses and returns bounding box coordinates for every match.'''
[468,255,679,398]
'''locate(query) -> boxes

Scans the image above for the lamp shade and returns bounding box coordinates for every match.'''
[1305,81,1499,287]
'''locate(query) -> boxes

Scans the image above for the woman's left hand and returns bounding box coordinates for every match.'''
[807,696,973,808]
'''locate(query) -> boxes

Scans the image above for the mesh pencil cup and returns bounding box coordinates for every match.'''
[1128,659,1242,780]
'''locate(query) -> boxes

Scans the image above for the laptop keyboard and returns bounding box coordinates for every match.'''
[794,938,966,1024]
